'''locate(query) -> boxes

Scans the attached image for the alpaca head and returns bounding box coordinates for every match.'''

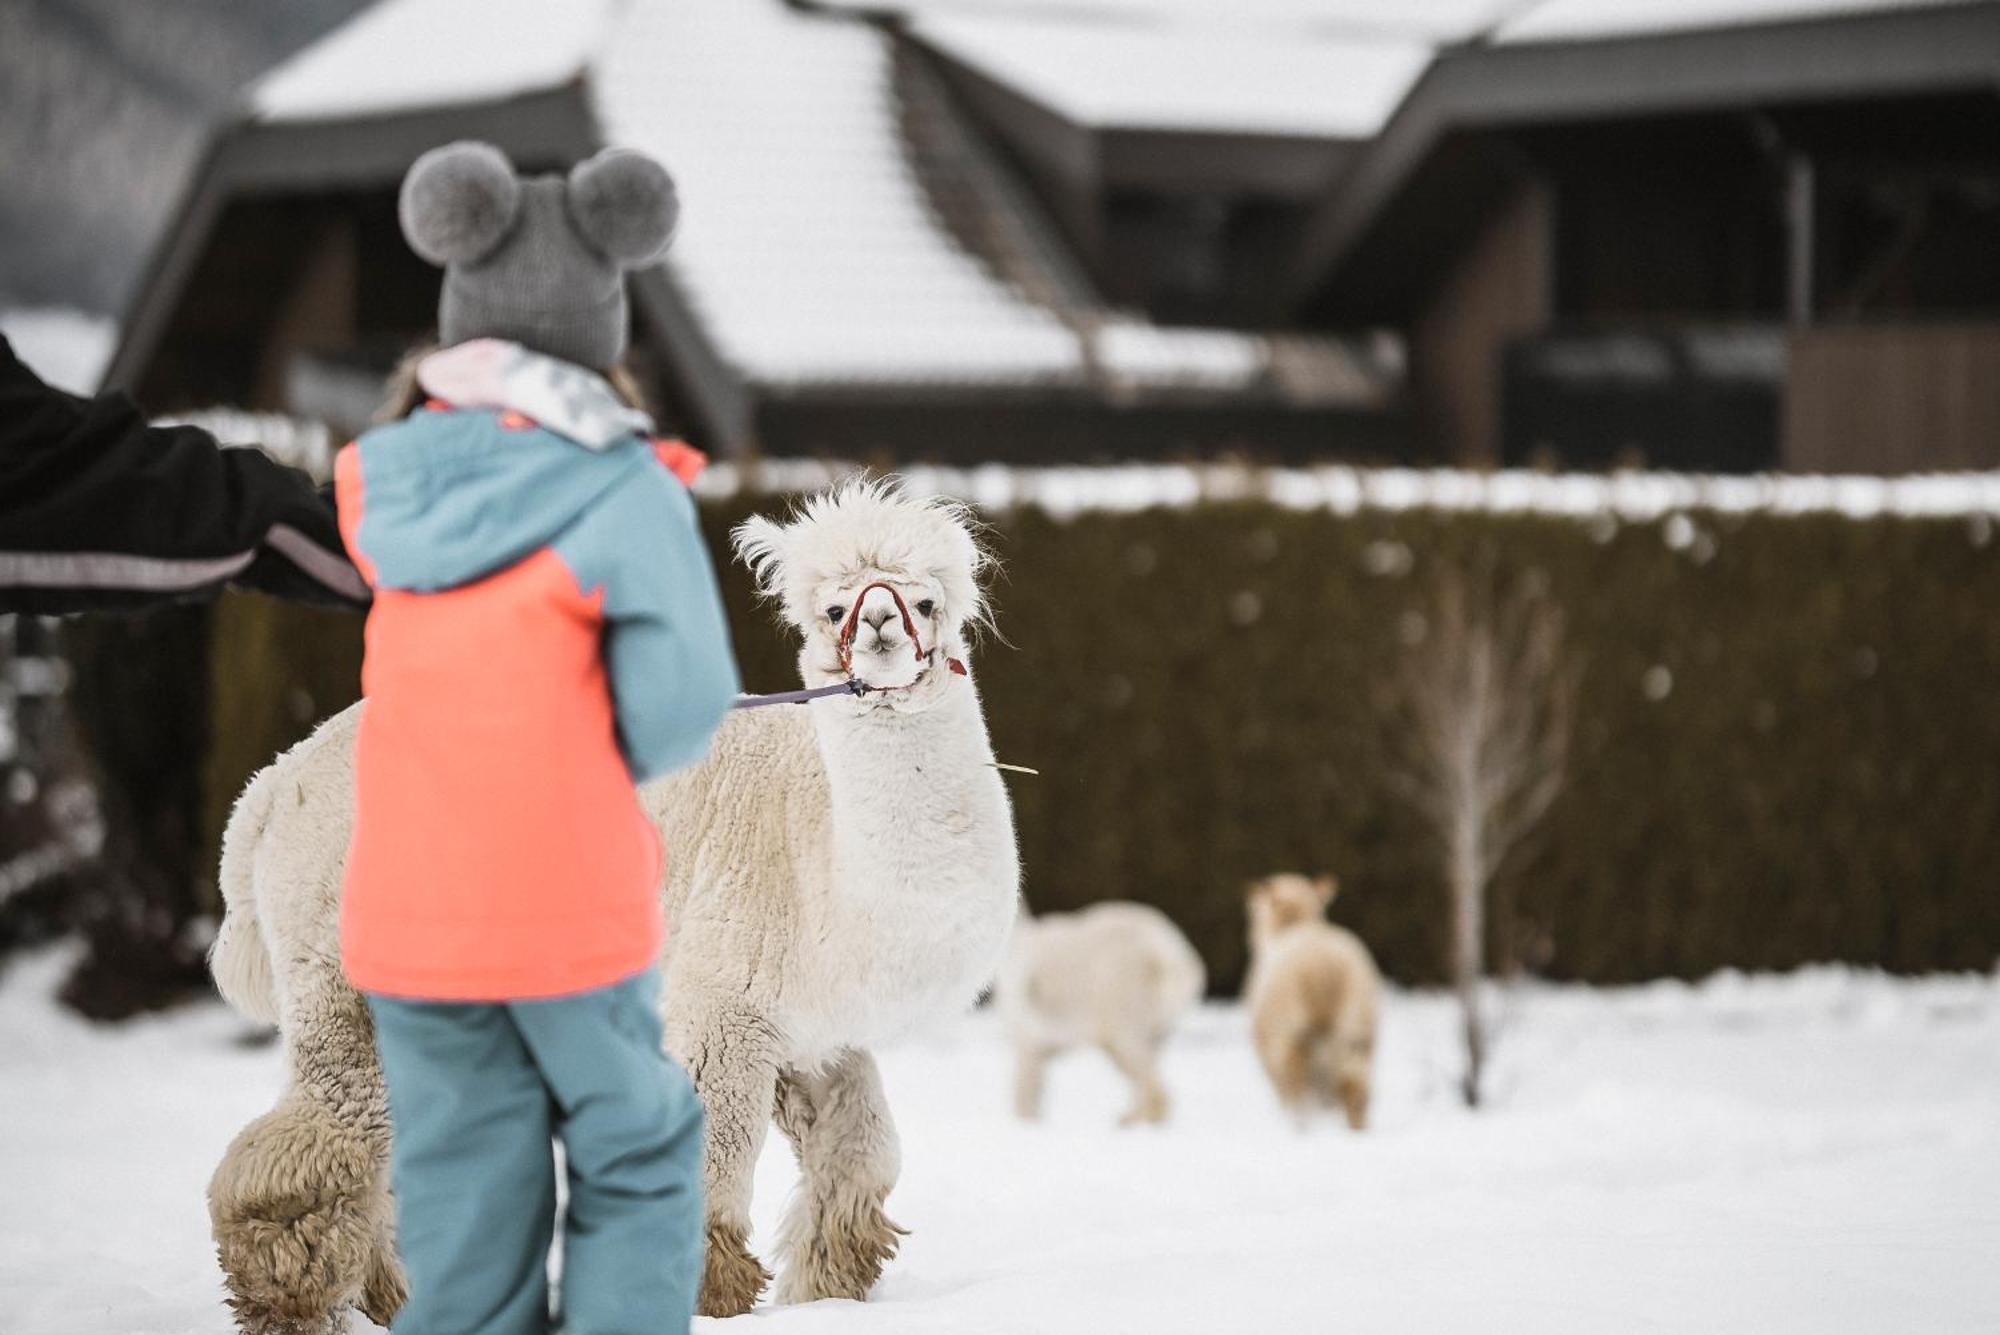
[734,479,992,709]
[1246,873,1336,951]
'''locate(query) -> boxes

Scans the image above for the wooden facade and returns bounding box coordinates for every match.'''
[1410,182,1550,466]
[1785,323,2000,473]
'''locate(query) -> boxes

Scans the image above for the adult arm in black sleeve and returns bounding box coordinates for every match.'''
[0,335,368,614]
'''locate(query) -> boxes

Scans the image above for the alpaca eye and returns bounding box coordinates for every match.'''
[915,599,936,618]
[826,606,845,624]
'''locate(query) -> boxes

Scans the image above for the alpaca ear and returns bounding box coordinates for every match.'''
[399,141,520,266]
[731,515,790,602]
[567,148,679,268]
[1315,875,1339,906]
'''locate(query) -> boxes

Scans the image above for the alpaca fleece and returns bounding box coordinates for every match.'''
[999,902,1205,1127]
[1244,874,1381,1130]
[206,482,1021,1328]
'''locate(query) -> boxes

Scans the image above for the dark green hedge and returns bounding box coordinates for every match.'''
[706,499,2000,992]
[199,495,2000,994]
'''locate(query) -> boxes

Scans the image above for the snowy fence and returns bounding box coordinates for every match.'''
[186,460,2000,991]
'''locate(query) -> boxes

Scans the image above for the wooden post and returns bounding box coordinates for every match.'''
[1786,154,1816,329]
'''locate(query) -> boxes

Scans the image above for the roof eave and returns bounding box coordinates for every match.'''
[105,84,602,396]
[102,82,758,456]
[1283,1,2000,319]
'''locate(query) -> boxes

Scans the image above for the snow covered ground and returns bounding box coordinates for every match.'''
[3,946,1996,1335]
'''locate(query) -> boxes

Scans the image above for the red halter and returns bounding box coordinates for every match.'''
[836,581,968,681]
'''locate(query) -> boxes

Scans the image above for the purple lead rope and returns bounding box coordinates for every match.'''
[731,679,870,710]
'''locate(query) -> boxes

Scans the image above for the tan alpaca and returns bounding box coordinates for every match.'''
[1244,874,1380,1130]
[998,902,1206,1127]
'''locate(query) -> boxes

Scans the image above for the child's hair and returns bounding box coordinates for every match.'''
[375,342,652,424]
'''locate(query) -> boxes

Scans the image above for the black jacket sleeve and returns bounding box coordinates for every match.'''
[0,335,368,614]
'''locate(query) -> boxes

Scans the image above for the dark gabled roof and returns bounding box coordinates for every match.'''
[101,84,601,396]
[1284,1,2000,319]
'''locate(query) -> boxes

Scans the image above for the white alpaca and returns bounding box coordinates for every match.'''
[998,902,1206,1126]
[206,481,1021,1331]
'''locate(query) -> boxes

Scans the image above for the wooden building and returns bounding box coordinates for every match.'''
[1274,0,2000,471]
[102,0,1396,465]
[106,0,2000,474]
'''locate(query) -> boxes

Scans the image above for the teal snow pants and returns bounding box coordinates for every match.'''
[365,970,704,1335]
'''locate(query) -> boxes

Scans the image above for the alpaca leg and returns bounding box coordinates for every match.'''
[771,1048,906,1305]
[1336,1032,1374,1132]
[1253,1009,1314,1127]
[1102,1034,1169,1127]
[210,959,398,1335]
[359,1240,409,1329]
[672,1003,780,1317]
[1012,1042,1055,1121]
[1258,1039,1312,1127]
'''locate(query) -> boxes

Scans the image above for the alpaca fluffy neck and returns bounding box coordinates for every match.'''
[780,656,1020,1057]
[812,672,1011,888]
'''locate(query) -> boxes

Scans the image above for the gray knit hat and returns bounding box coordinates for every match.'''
[398,141,679,371]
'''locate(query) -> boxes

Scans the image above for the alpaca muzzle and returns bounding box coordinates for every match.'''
[835,581,965,682]
[730,581,966,711]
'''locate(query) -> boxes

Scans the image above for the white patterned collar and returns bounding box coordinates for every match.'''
[416,339,654,450]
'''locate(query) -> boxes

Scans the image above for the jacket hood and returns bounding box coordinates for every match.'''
[348,407,655,593]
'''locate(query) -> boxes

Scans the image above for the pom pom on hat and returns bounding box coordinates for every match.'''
[399,141,521,266]
[397,139,680,369]
[567,149,680,268]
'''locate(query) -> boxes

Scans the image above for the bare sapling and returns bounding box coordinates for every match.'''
[1391,565,1575,1108]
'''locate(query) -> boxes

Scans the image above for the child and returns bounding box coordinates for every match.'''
[333,140,739,1335]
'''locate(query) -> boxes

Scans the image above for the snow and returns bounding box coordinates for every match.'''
[0,308,117,394]
[4,945,1997,1334]
[1092,319,1266,389]
[240,0,1358,391]
[817,0,1519,43]
[910,16,1435,137]
[1497,0,1986,44]
[251,0,617,123]
[692,458,2000,523]
[594,1,1083,388]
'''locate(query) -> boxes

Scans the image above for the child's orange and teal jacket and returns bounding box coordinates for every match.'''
[333,353,738,1002]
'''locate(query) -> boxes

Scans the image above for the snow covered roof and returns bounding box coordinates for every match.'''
[818,0,1516,42]
[881,0,1988,138]
[253,0,615,123]
[227,0,1990,403]
[891,0,1522,139]
[594,0,1081,388]
[1496,0,1987,45]
[246,0,1356,395]
[910,16,1435,138]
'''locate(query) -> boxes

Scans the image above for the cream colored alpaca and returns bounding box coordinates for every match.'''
[206,480,1021,1331]
[999,902,1205,1127]
[1243,874,1380,1130]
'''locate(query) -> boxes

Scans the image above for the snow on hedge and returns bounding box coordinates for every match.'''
[113,392,2000,527]
[695,458,2000,522]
